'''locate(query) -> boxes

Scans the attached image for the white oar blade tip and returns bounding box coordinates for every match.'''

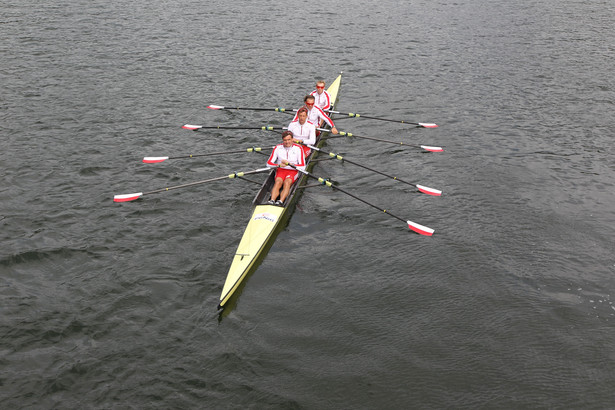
[407,220,435,236]
[419,123,438,128]
[113,192,143,202]
[182,124,202,130]
[416,184,442,196]
[207,105,224,110]
[420,145,444,152]
[142,156,169,164]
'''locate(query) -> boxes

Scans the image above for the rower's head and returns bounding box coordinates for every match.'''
[297,107,308,124]
[303,95,315,109]
[282,130,294,147]
[315,81,325,94]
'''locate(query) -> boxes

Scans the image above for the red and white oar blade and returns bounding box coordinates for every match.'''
[420,145,443,152]
[143,156,169,164]
[416,184,442,196]
[207,105,224,110]
[113,192,143,202]
[419,123,438,128]
[407,220,435,236]
[182,124,202,130]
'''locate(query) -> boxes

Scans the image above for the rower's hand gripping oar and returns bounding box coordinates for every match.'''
[288,165,435,236]
[324,109,438,128]
[142,146,275,163]
[306,145,442,196]
[113,168,271,202]
[319,129,443,152]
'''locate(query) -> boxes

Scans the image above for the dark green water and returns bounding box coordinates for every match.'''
[2,0,614,407]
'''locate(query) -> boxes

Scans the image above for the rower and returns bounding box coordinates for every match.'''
[266,131,306,206]
[292,95,339,135]
[310,80,331,110]
[287,107,316,157]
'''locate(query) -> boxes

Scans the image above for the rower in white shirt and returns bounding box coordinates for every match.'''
[310,80,331,110]
[287,107,317,156]
[292,95,338,135]
[266,131,306,206]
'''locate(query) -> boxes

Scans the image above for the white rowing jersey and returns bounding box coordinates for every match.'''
[266,143,306,172]
[292,105,335,129]
[310,89,331,110]
[287,119,317,146]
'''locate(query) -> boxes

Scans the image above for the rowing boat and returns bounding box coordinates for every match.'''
[218,73,343,309]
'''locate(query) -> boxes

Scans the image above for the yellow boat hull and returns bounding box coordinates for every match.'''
[218,204,285,307]
[218,73,343,309]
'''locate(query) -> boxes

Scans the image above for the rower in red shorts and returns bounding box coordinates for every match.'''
[266,131,306,206]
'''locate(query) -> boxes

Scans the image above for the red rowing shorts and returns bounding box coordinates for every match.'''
[275,168,298,182]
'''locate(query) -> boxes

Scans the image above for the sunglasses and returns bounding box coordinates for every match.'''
[316,86,325,89]
[305,102,314,106]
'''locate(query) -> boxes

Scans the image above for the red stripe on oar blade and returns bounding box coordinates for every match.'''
[420,145,443,152]
[143,156,169,164]
[419,123,438,128]
[182,124,202,130]
[207,105,224,110]
[407,220,435,236]
[416,184,442,196]
[113,192,143,202]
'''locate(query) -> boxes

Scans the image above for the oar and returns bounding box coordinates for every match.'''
[320,129,443,152]
[142,146,274,163]
[113,168,271,202]
[306,145,442,196]
[182,124,286,131]
[206,105,297,113]
[324,109,437,128]
[288,165,434,236]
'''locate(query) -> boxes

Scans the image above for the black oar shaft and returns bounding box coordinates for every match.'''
[170,147,273,160]
[323,130,413,146]
[326,110,424,126]
[143,169,269,195]
[309,146,416,187]
[208,105,296,112]
[184,125,284,130]
[295,168,406,224]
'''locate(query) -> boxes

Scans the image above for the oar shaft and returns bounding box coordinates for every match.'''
[143,147,274,164]
[325,110,437,127]
[321,129,412,146]
[169,147,273,160]
[321,130,443,153]
[294,168,407,224]
[307,145,442,196]
[330,182,408,224]
[207,105,296,113]
[309,145,414,186]
[114,168,270,202]
[143,175,235,195]
[143,168,269,194]
[183,124,285,131]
